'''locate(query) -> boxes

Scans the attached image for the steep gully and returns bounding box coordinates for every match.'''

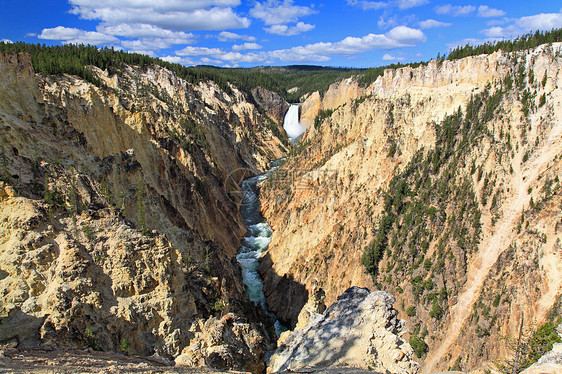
[235,104,306,335]
[423,99,562,372]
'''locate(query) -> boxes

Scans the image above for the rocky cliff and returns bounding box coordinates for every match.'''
[268,286,419,374]
[0,52,286,372]
[260,43,562,372]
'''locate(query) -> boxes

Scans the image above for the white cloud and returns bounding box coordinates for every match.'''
[68,0,250,31]
[1,39,13,44]
[435,4,476,16]
[97,24,196,50]
[397,0,428,9]
[447,37,494,49]
[161,55,195,65]
[268,26,426,62]
[120,39,173,51]
[377,15,399,29]
[419,19,452,29]
[176,46,225,57]
[169,26,426,65]
[382,53,405,61]
[200,57,225,65]
[97,24,195,41]
[38,1,251,53]
[347,0,388,10]
[265,22,315,36]
[174,45,268,64]
[232,42,263,51]
[347,0,427,10]
[219,52,267,63]
[481,26,516,38]
[518,11,562,30]
[123,48,156,56]
[481,11,562,38]
[217,31,256,42]
[250,0,316,25]
[477,6,505,18]
[386,26,427,45]
[38,26,119,45]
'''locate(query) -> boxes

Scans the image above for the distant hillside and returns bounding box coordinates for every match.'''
[2,28,561,102]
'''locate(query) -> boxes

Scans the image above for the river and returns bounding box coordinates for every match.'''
[235,161,288,336]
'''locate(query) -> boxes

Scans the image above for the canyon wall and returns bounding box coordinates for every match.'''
[0,52,286,372]
[260,44,562,372]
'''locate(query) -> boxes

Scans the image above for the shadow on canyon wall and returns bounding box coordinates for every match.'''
[259,251,308,329]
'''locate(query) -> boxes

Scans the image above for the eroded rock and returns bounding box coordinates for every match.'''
[268,287,419,374]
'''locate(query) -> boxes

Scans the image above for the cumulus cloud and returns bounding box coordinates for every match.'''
[481,10,562,38]
[250,0,316,25]
[217,31,256,42]
[265,22,315,36]
[1,39,13,44]
[518,11,562,30]
[174,45,267,64]
[38,1,253,54]
[67,0,250,30]
[435,4,476,17]
[268,26,426,62]
[477,5,505,18]
[39,26,119,45]
[232,42,263,51]
[97,24,197,50]
[382,53,405,61]
[168,26,426,65]
[419,19,452,29]
[219,52,267,63]
[176,46,224,57]
[161,55,195,65]
[97,24,195,41]
[200,57,225,65]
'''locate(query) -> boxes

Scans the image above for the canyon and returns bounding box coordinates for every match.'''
[1,39,561,374]
[260,43,562,372]
[0,51,285,373]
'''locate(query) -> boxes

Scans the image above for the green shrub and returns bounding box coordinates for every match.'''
[429,300,444,320]
[409,335,428,358]
[120,338,130,352]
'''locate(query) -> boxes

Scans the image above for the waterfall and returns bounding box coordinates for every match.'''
[283,104,307,142]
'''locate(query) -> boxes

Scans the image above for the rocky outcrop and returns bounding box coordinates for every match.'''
[251,87,290,124]
[0,52,284,372]
[300,77,366,129]
[295,279,325,330]
[521,343,562,374]
[260,43,562,372]
[268,287,419,374]
[175,313,270,373]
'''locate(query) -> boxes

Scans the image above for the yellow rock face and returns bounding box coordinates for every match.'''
[260,43,562,372]
[0,51,284,372]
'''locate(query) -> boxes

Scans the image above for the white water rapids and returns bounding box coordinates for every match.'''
[283,104,307,142]
[235,163,288,335]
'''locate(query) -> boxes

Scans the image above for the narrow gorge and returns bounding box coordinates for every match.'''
[1,36,562,374]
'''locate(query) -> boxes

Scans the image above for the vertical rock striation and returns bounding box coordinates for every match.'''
[0,52,286,372]
[260,43,562,371]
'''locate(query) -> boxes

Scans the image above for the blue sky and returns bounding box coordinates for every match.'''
[1,1,561,68]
